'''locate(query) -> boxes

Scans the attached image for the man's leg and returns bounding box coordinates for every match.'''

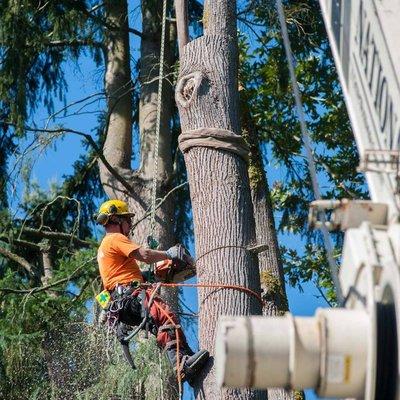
[147,291,209,384]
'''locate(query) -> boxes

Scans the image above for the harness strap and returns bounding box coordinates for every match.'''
[165,340,178,350]
[137,289,147,318]
[159,323,181,332]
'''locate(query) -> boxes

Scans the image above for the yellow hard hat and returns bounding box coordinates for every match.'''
[96,199,135,225]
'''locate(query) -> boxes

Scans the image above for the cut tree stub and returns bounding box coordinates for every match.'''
[176,35,239,134]
[176,71,203,108]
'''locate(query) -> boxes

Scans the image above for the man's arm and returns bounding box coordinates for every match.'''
[132,247,168,264]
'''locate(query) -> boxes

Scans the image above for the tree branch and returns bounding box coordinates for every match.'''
[128,27,144,37]
[0,245,35,277]
[45,92,105,128]
[0,236,40,250]
[131,181,188,230]
[1,121,136,195]
[46,39,104,48]
[315,284,333,307]
[21,227,94,248]
[0,257,96,295]
[79,6,143,38]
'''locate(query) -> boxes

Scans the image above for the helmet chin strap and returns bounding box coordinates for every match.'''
[116,216,128,236]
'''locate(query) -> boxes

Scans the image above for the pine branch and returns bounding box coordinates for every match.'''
[0,257,96,295]
[46,39,104,48]
[79,6,143,38]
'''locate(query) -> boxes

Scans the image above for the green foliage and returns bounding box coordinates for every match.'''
[0,317,174,400]
[0,0,102,128]
[239,0,368,303]
[76,336,175,400]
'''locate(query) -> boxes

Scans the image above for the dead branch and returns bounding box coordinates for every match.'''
[21,227,94,248]
[45,91,106,128]
[1,121,136,195]
[0,236,40,250]
[0,245,35,277]
[130,181,188,231]
[37,196,81,241]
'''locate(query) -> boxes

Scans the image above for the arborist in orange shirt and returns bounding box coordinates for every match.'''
[95,199,209,384]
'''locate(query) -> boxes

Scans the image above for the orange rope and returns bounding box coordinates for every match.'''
[159,282,264,306]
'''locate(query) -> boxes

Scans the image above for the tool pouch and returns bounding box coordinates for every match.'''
[118,295,143,327]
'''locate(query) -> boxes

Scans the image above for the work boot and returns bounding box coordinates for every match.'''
[166,346,209,385]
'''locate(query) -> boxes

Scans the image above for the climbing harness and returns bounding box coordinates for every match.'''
[275,0,343,304]
[101,283,161,370]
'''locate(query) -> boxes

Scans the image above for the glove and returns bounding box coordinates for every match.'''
[166,244,183,261]
[166,244,194,267]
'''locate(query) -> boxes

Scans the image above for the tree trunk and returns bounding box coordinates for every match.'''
[135,0,175,247]
[175,1,264,398]
[242,97,303,400]
[137,0,178,313]
[99,1,178,398]
[101,0,133,179]
[99,0,176,255]
[241,96,288,317]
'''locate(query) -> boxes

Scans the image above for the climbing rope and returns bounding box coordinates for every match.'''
[159,282,264,306]
[148,0,168,245]
[275,0,343,304]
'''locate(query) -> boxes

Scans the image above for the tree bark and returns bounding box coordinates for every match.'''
[242,97,303,400]
[137,0,178,314]
[175,1,264,398]
[101,0,133,178]
[241,96,288,317]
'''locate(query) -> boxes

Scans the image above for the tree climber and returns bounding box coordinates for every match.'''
[95,199,209,384]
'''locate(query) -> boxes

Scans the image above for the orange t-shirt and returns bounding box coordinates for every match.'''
[97,233,143,290]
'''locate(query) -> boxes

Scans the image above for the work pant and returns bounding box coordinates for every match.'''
[117,288,188,350]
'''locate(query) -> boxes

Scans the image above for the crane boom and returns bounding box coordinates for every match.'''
[319,0,400,220]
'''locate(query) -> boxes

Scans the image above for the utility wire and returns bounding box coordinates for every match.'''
[275,0,343,304]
